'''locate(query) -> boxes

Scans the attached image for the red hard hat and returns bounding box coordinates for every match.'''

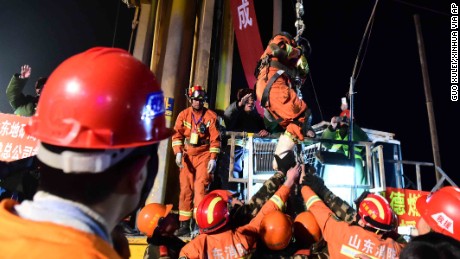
[260,210,293,251]
[416,186,460,241]
[137,203,173,237]
[294,211,322,246]
[358,193,397,232]
[196,192,230,234]
[188,85,207,100]
[26,47,173,149]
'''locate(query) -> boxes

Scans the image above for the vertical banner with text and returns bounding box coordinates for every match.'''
[385,187,429,227]
[230,0,264,89]
[230,0,264,115]
[0,113,38,162]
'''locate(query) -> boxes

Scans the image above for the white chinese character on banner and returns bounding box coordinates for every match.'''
[237,0,253,30]
[18,123,26,139]
[0,120,12,136]
[11,145,22,160]
[1,142,13,160]
[9,121,21,138]
[22,146,34,158]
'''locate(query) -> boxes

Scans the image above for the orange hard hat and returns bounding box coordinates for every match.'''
[293,211,322,246]
[137,203,173,237]
[260,210,293,251]
[26,47,173,149]
[416,186,460,241]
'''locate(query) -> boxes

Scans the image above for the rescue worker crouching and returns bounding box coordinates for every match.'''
[137,203,185,259]
[172,85,221,237]
[301,172,404,259]
[254,32,315,171]
[178,163,301,258]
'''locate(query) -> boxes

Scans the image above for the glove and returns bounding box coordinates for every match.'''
[301,173,329,200]
[175,153,183,168]
[274,150,296,175]
[207,159,216,173]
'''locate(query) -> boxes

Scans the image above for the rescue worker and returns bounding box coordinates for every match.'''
[260,210,294,251]
[137,203,185,259]
[222,88,269,194]
[0,47,173,258]
[172,85,221,236]
[6,64,47,116]
[321,97,369,196]
[301,177,404,258]
[415,186,460,241]
[254,32,314,171]
[178,163,301,258]
[254,210,325,259]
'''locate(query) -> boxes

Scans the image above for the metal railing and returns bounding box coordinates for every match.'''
[224,131,387,202]
[387,160,457,192]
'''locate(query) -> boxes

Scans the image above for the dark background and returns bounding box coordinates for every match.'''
[0,0,456,189]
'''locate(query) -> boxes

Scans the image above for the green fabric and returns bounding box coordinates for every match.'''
[5,74,37,116]
[321,123,369,186]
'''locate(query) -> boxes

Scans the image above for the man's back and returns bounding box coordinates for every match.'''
[0,199,121,259]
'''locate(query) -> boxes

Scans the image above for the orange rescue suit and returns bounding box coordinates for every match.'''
[301,186,404,259]
[172,107,221,221]
[0,199,122,259]
[179,185,291,258]
[256,34,308,141]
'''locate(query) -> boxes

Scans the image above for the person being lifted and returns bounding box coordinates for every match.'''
[171,85,221,237]
[6,64,47,116]
[255,32,314,171]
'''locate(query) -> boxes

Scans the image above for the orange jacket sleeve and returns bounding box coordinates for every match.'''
[203,110,221,160]
[171,109,187,155]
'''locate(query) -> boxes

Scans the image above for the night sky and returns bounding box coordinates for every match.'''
[247,0,455,188]
[0,0,456,187]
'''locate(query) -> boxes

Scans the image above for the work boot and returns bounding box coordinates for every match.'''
[174,219,191,237]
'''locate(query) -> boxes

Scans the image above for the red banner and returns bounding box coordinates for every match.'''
[0,113,38,162]
[385,187,429,227]
[230,0,265,115]
[230,0,264,89]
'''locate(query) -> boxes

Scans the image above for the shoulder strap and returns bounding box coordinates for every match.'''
[261,70,285,107]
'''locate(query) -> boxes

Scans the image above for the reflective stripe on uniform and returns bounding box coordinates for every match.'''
[183,121,192,129]
[179,210,193,218]
[331,134,363,160]
[172,140,183,147]
[269,194,285,210]
[305,195,321,210]
[340,244,378,259]
[210,147,220,153]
